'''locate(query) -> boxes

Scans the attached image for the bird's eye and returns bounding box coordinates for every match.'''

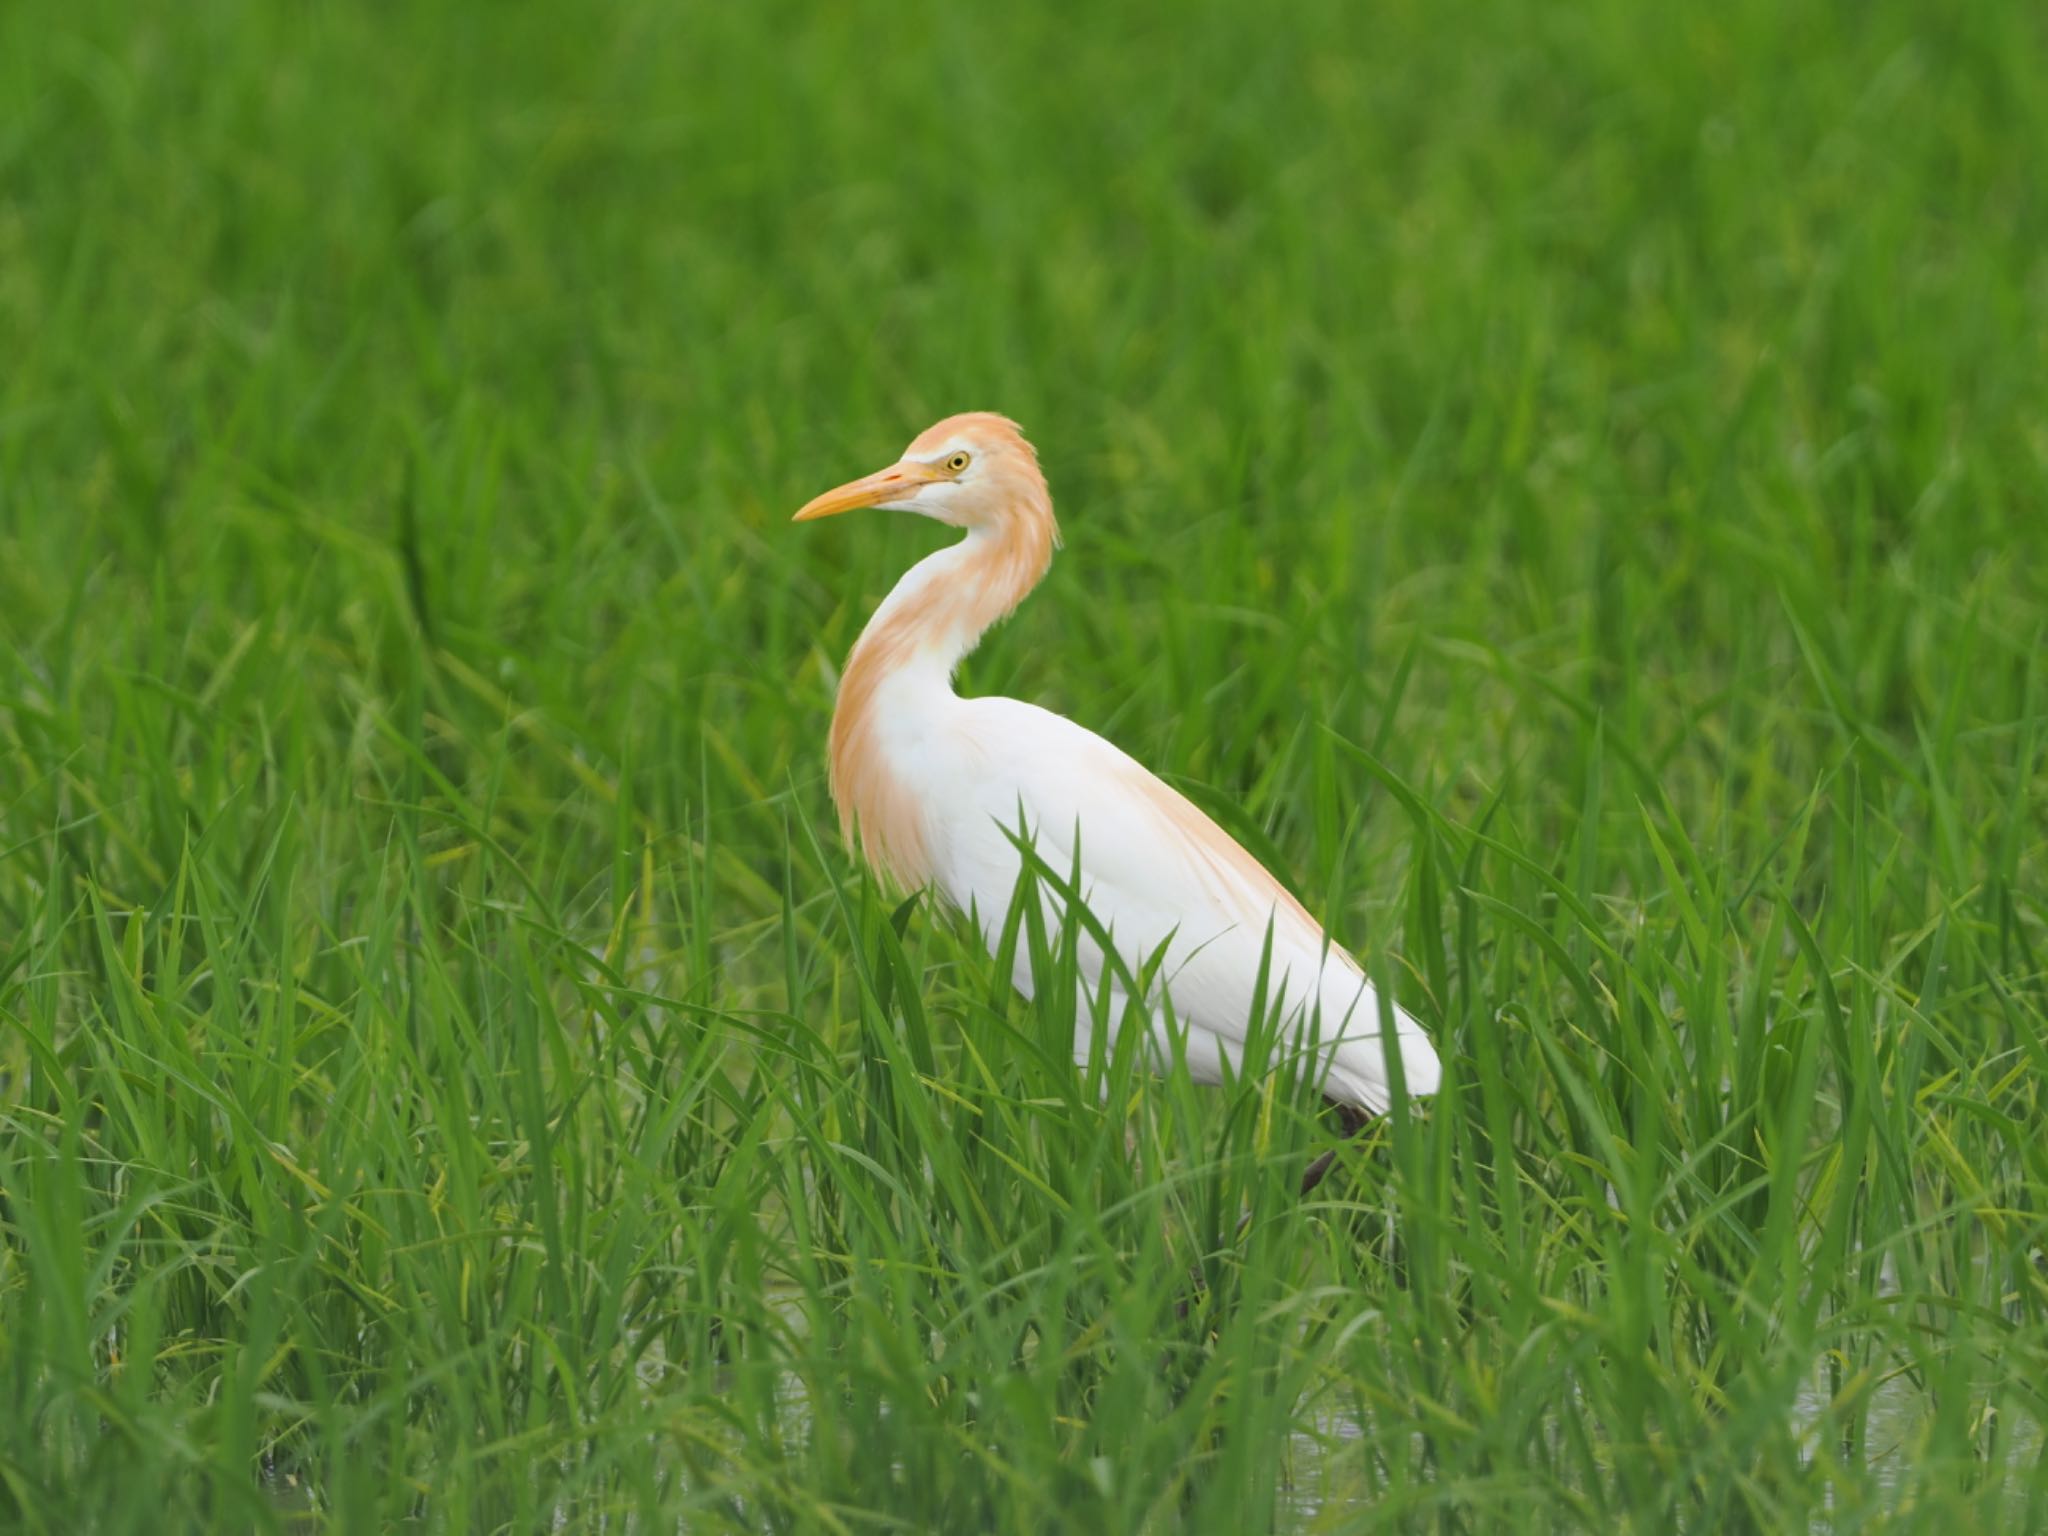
[945,451,971,473]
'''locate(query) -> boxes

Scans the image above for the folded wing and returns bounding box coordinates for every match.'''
[937,697,1441,1112]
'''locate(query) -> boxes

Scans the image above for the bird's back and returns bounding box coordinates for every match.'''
[931,696,1442,1112]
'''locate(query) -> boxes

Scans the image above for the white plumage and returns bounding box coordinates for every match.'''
[795,413,1440,1113]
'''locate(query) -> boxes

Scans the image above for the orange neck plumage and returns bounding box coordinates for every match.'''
[828,484,1057,888]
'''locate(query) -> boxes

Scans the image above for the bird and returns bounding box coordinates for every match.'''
[793,412,1441,1147]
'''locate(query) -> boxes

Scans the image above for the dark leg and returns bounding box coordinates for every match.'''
[1230,1101,1373,1240]
[1296,1102,1373,1199]
[1180,1100,1377,1318]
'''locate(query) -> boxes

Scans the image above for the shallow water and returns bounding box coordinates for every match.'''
[256,1323,2040,1531]
[1274,1362,2043,1528]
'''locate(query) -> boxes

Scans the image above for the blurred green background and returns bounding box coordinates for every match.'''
[2,0,2044,1531]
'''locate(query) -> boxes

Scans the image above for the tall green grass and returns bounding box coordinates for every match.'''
[2,0,2045,1529]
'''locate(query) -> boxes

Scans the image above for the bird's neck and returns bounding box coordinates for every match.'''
[828,512,1056,886]
[852,523,1053,681]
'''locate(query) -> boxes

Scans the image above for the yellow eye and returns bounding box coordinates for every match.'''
[945,451,971,473]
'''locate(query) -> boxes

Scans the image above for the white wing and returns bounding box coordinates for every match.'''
[927,696,1441,1112]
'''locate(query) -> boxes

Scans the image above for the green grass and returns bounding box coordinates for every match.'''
[3,0,2046,1529]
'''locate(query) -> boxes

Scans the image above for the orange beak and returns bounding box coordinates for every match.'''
[792,460,946,522]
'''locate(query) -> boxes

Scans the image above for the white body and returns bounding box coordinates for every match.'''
[864,543,1441,1113]
[798,413,1442,1115]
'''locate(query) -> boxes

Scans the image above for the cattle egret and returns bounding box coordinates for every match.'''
[794,413,1441,1145]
